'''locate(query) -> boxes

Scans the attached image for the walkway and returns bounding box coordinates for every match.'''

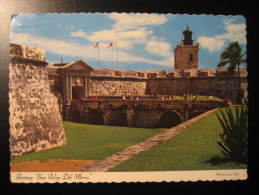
[80,108,218,172]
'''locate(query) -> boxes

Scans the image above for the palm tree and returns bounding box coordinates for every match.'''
[217,42,246,104]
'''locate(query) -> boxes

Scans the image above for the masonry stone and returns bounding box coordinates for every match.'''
[9,44,67,157]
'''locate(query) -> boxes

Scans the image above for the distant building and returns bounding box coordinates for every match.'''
[174,26,199,69]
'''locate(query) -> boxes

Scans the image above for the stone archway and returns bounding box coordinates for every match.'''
[132,111,157,128]
[158,111,182,128]
[69,106,81,122]
[107,110,128,126]
[85,109,104,125]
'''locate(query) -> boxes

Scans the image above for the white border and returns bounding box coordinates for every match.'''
[11,169,247,183]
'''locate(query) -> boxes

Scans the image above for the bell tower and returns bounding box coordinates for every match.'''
[174,26,199,69]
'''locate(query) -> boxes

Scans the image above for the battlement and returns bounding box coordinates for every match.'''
[90,68,145,79]
[70,66,247,79]
[9,42,245,80]
[10,43,47,61]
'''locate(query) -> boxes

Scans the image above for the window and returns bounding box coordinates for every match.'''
[147,73,157,78]
[138,72,144,77]
[189,54,193,61]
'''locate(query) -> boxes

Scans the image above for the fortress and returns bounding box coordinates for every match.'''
[9,27,247,156]
[46,27,247,121]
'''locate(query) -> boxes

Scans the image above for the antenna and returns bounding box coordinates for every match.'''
[61,56,63,64]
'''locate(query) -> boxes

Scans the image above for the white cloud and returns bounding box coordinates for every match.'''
[145,40,172,57]
[12,13,173,68]
[71,27,152,49]
[107,13,167,30]
[12,33,173,66]
[198,17,246,52]
[71,13,168,50]
[197,37,225,52]
[216,18,246,44]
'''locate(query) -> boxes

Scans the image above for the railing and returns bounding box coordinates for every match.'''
[81,96,226,106]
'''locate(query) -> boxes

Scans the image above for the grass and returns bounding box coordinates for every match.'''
[11,122,163,163]
[110,108,247,171]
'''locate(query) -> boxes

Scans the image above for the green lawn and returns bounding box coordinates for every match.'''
[11,122,163,163]
[110,108,247,171]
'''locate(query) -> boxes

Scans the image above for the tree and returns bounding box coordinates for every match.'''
[217,42,246,104]
[216,107,248,163]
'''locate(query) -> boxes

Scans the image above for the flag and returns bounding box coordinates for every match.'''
[92,42,99,48]
[107,42,113,48]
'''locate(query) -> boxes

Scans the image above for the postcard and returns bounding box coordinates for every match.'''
[9,13,247,183]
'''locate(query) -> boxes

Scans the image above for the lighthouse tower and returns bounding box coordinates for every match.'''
[174,26,199,69]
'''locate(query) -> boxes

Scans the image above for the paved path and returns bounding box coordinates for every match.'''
[81,108,218,172]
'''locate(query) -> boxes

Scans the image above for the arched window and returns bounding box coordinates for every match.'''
[189,54,193,61]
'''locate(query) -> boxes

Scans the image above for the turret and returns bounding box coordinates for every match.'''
[183,26,193,45]
[174,26,199,69]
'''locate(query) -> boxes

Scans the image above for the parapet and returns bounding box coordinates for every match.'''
[10,43,48,66]
[216,67,247,78]
[89,67,247,79]
[91,68,144,79]
[181,69,198,78]
[198,68,215,77]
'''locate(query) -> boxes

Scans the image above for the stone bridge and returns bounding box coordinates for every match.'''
[65,98,227,128]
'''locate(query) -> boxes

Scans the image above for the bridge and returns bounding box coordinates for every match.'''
[65,97,227,128]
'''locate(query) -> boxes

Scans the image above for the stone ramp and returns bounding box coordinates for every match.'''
[81,108,218,172]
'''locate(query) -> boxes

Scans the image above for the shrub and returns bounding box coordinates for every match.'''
[216,106,248,163]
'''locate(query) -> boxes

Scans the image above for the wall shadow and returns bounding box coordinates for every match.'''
[158,111,181,128]
[85,109,104,125]
[107,110,128,126]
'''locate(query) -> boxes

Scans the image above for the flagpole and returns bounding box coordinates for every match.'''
[112,41,114,69]
[115,42,118,69]
[98,46,99,67]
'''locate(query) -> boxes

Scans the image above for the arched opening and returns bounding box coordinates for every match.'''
[69,107,81,122]
[189,53,193,61]
[85,109,104,125]
[107,110,127,126]
[189,111,204,119]
[158,111,181,128]
[133,111,156,128]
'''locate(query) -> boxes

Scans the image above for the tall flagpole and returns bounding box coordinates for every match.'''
[115,41,118,69]
[112,41,114,69]
[98,45,99,67]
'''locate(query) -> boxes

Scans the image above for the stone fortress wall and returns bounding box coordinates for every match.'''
[9,43,67,157]
[89,68,147,96]
[89,78,146,96]
[84,67,247,104]
[145,68,248,104]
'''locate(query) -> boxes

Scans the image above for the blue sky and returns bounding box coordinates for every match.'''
[10,13,246,70]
